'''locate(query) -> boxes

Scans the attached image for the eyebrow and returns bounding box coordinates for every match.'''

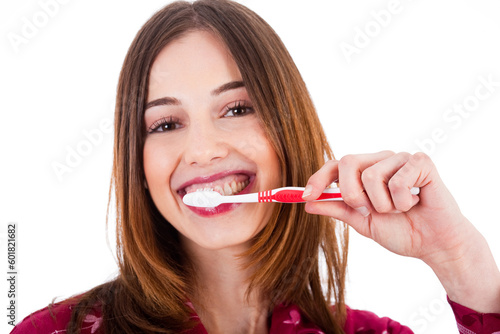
[211,80,245,96]
[144,80,245,110]
[144,96,180,110]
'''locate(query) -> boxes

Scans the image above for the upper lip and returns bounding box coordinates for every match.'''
[176,170,255,195]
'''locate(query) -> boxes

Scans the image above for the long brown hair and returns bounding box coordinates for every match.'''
[65,1,349,333]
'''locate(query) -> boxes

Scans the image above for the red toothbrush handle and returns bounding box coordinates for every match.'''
[258,189,284,202]
[258,189,342,203]
[316,192,342,201]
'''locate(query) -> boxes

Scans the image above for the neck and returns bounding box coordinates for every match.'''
[184,240,270,334]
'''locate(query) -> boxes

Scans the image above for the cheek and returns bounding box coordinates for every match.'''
[236,126,282,186]
[233,121,276,161]
[262,142,282,187]
[143,139,179,191]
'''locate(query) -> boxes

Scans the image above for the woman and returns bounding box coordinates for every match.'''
[12,0,500,333]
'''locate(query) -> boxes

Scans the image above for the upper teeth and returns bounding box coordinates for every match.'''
[190,179,249,196]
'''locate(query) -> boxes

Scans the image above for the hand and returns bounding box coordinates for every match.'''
[303,150,500,313]
[303,151,473,263]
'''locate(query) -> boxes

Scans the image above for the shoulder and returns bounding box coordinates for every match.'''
[11,296,102,334]
[344,305,414,334]
[269,303,414,334]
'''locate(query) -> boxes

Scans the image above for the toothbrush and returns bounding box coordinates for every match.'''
[182,186,420,208]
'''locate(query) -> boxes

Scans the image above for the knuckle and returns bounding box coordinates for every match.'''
[395,151,411,161]
[340,191,364,206]
[380,149,396,157]
[325,159,338,167]
[412,152,431,165]
[373,201,393,213]
[361,168,379,184]
[338,154,358,169]
[388,176,405,192]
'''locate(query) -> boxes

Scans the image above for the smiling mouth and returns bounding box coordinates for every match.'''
[178,173,251,198]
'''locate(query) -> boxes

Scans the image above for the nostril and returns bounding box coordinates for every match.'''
[185,148,228,166]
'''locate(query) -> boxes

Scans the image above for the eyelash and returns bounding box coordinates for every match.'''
[147,101,254,133]
[148,116,181,133]
[223,100,254,117]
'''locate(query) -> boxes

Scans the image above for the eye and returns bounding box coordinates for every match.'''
[223,101,254,117]
[148,116,182,133]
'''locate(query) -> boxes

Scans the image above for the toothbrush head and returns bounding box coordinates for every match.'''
[183,191,223,208]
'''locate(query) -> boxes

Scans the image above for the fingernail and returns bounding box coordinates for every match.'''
[302,185,313,198]
[355,206,370,217]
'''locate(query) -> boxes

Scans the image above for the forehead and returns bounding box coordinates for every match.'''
[148,30,242,100]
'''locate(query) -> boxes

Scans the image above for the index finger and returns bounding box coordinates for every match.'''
[302,160,339,200]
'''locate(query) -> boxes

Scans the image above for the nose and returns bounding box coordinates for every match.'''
[183,118,229,166]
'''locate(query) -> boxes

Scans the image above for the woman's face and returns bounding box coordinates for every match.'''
[143,31,282,252]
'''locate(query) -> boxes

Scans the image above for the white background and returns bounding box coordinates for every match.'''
[1,0,500,333]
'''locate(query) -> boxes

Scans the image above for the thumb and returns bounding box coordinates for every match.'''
[305,201,371,238]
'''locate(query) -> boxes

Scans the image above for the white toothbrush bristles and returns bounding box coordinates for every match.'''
[183,191,223,208]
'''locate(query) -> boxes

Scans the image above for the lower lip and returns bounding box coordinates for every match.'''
[182,177,255,217]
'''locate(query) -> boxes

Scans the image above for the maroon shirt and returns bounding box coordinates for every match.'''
[11,296,500,333]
